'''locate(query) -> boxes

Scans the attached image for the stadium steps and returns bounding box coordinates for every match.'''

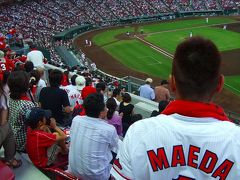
[0,148,49,180]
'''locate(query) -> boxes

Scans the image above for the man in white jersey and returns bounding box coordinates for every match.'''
[61,75,85,107]
[27,44,44,68]
[111,37,240,180]
[189,31,193,38]
[206,17,209,23]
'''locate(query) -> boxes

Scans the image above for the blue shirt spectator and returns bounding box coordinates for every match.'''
[138,78,155,100]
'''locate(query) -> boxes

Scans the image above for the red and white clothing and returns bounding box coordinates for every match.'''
[0,57,15,72]
[111,100,240,180]
[61,85,82,107]
[26,128,57,168]
[0,41,6,50]
[81,86,97,100]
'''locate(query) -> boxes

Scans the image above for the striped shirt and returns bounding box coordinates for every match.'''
[68,116,119,180]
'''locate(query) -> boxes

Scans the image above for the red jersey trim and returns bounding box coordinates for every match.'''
[161,100,230,121]
[112,165,132,180]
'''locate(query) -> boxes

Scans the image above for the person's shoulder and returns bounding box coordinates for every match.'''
[56,87,68,95]
[35,130,57,140]
[128,115,168,135]
[219,121,240,142]
[100,120,117,131]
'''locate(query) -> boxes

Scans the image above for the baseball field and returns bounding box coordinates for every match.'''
[74,16,240,113]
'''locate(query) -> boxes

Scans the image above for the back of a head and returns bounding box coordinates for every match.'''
[112,88,121,98]
[96,82,106,93]
[71,75,78,86]
[173,36,221,101]
[83,93,105,118]
[37,67,44,77]
[8,70,29,99]
[158,100,169,113]
[49,69,63,87]
[106,97,117,120]
[122,92,131,103]
[29,70,41,85]
[24,61,34,73]
[30,44,37,50]
[161,80,168,86]
[85,77,92,86]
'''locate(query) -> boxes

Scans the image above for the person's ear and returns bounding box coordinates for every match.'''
[169,74,176,92]
[216,74,224,93]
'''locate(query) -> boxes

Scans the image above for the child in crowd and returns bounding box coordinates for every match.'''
[25,107,68,168]
[106,98,123,136]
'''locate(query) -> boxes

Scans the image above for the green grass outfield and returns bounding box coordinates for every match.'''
[92,17,240,96]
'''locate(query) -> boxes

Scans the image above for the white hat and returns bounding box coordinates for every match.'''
[75,76,86,91]
[145,78,153,83]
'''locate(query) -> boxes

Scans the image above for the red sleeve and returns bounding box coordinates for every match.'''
[6,59,15,71]
[81,88,87,100]
[38,131,57,148]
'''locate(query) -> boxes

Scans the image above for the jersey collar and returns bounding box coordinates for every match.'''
[161,100,230,122]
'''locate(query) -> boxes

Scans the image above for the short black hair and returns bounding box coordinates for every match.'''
[49,69,63,87]
[161,80,168,85]
[173,36,221,100]
[8,71,29,99]
[112,88,121,98]
[106,97,117,120]
[85,77,92,86]
[158,100,169,113]
[131,114,143,123]
[24,61,34,73]
[71,75,78,85]
[83,93,105,118]
[122,92,131,103]
[96,82,106,93]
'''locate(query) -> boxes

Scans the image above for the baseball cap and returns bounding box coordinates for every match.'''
[145,78,153,83]
[25,107,52,125]
[75,75,86,90]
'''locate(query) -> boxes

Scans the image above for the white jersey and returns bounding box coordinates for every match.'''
[61,85,81,107]
[111,114,240,180]
[27,50,44,68]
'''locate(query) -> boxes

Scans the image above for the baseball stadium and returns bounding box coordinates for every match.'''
[1,0,240,179]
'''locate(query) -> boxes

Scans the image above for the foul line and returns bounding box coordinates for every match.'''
[225,83,240,94]
[137,56,162,65]
[135,35,174,59]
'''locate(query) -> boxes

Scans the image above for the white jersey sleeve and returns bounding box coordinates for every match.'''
[111,122,150,180]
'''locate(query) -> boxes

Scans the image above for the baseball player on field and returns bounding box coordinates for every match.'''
[111,37,240,180]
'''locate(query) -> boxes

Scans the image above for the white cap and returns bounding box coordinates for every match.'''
[75,76,86,91]
[145,78,153,83]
